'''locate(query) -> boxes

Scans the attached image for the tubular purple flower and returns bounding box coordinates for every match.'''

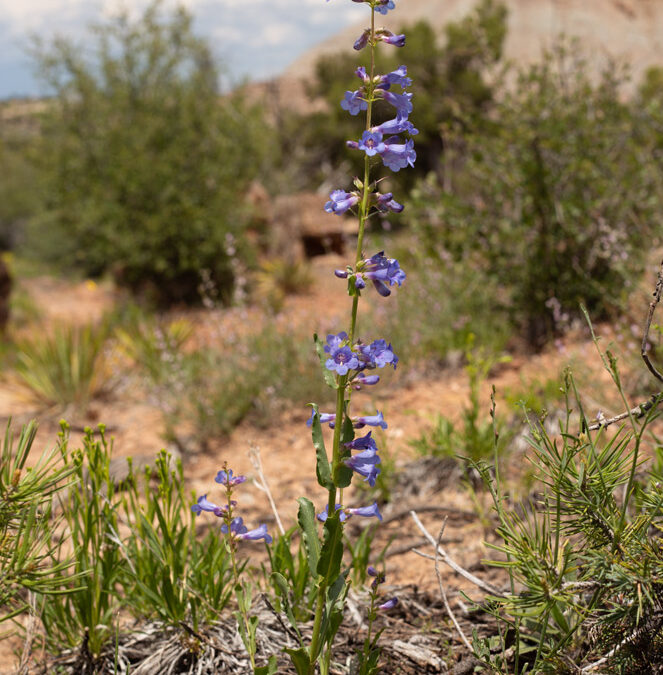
[191,494,230,517]
[378,597,399,610]
[359,252,406,296]
[346,140,360,150]
[340,89,368,116]
[345,431,378,452]
[221,516,248,536]
[360,339,398,369]
[325,190,359,215]
[215,469,247,487]
[379,90,413,118]
[374,0,395,15]
[376,29,405,47]
[378,65,411,90]
[324,332,349,354]
[237,523,273,544]
[317,504,347,523]
[358,130,385,156]
[344,452,381,486]
[354,29,370,51]
[356,373,380,386]
[372,117,418,137]
[307,410,336,427]
[346,502,383,520]
[354,273,366,290]
[381,136,416,172]
[353,411,387,429]
[355,66,369,83]
[376,192,404,213]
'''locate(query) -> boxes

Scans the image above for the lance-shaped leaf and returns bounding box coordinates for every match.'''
[308,404,334,490]
[297,497,320,575]
[317,512,344,583]
[284,647,311,675]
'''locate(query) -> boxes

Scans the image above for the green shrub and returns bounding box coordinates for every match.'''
[410,42,662,347]
[26,1,273,306]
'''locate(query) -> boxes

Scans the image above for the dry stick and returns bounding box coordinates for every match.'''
[248,444,285,536]
[381,504,477,526]
[580,610,663,673]
[409,510,506,598]
[585,394,660,432]
[434,518,473,652]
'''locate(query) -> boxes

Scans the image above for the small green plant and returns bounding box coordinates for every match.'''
[411,338,510,468]
[254,258,313,313]
[0,421,77,625]
[14,322,112,412]
[40,424,123,661]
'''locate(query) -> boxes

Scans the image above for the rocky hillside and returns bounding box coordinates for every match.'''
[284,0,663,88]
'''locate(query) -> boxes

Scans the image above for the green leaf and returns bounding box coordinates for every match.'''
[309,404,334,490]
[284,647,311,675]
[297,497,320,575]
[317,514,343,582]
[335,412,355,488]
[255,655,278,675]
[314,334,338,389]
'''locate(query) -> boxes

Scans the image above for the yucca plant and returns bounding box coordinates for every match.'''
[14,322,111,412]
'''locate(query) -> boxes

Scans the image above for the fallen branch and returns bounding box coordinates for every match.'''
[409,510,506,598]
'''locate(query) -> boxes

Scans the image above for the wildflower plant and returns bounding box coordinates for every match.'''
[291,1,414,671]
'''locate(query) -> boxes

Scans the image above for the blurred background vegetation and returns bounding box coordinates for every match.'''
[1,0,662,410]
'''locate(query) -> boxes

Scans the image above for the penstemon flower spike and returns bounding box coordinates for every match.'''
[300,0,414,672]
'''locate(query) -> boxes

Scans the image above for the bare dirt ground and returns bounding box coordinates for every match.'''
[0,254,654,672]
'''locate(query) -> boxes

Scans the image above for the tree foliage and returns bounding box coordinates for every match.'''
[27,0,271,305]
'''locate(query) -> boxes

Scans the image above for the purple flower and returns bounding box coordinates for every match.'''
[307,410,336,427]
[340,89,368,116]
[215,469,247,487]
[368,565,386,588]
[222,516,272,543]
[221,516,248,536]
[359,252,406,296]
[381,136,416,172]
[354,29,370,51]
[237,523,273,544]
[346,502,383,521]
[380,90,413,118]
[317,504,347,523]
[359,339,398,369]
[344,453,381,486]
[379,65,411,90]
[355,373,380,386]
[334,268,349,279]
[376,192,404,213]
[375,0,395,14]
[354,411,387,430]
[358,130,385,156]
[355,66,369,83]
[324,331,348,354]
[354,273,367,290]
[345,431,379,452]
[191,494,231,517]
[325,190,359,215]
[326,345,360,376]
[376,30,406,47]
[372,117,418,137]
[378,597,399,610]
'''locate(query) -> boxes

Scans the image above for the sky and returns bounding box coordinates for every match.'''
[0,0,366,99]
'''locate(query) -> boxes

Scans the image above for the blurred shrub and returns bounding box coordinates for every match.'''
[410,43,663,347]
[14,322,112,412]
[253,258,313,313]
[26,1,273,306]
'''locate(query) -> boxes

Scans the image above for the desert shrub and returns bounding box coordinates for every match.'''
[410,43,662,347]
[26,1,273,306]
[14,321,113,412]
